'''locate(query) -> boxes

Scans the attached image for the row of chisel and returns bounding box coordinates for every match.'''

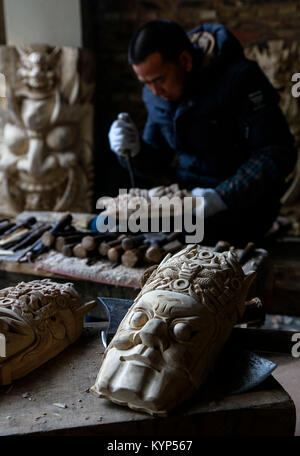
[0,214,256,268]
[0,217,51,255]
[41,226,186,268]
[39,221,255,268]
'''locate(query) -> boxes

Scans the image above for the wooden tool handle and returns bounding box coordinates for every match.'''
[107,244,124,262]
[145,238,184,264]
[145,244,164,264]
[81,234,106,251]
[42,229,88,247]
[73,243,89,259]
[121,234,145,251]
[121,244,148,268]
[41,231,56,247]
[62,243,78,257]
[55,234,86,252]
[98,235,125,257]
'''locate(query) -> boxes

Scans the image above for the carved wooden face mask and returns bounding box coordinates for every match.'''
[91,245,255,416]
[0,279,95,385]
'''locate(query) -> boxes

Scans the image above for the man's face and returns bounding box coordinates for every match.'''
[132,51,191,102]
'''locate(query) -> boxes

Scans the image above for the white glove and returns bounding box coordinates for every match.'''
[192,187,227,218]
[108,112,140,158]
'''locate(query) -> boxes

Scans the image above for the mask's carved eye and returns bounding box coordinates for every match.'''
[172,322,192,342]
[130,310,149,329]
[113,332,133,350]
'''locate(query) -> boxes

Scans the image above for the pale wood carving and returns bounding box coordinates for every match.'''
[0,44,95,215]
[0,278,96,385]
[91,245,255,416]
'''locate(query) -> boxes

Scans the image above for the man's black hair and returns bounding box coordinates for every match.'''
[128,19,194,65]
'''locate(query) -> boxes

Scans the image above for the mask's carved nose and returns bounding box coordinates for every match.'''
[138,318,169,351]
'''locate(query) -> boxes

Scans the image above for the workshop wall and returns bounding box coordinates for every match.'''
[90,0,300,198]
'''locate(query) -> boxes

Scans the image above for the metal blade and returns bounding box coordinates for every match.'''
[213,344,277,395]
[97,297,133,348]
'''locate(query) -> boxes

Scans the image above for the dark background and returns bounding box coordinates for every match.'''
[81,0,300,205]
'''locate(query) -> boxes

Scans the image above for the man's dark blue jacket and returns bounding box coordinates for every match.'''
[119,23,297,235]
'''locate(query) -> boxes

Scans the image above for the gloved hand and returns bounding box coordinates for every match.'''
[108,112,140,158]
[192,187,227,218]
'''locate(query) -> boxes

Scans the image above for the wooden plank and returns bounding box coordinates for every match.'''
[0,327,295,437]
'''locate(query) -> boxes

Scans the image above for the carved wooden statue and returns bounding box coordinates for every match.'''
[91,245,255,416]
[0,44,95,215]
[0,278,96,385]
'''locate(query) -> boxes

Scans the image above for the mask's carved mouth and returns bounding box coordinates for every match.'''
[3,168,76,212]
[120,354,162,372]
[17,173,67,192]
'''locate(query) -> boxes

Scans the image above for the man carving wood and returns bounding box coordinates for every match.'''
[108,20,297,244]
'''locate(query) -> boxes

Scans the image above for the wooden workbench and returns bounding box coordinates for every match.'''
[2,209,299,317]
[0,245,271,309]
[0,324,295,437]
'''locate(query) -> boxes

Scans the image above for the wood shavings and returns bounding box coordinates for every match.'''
[35,251,144,288]
[22,392,32,399]
[53,402,68,409]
